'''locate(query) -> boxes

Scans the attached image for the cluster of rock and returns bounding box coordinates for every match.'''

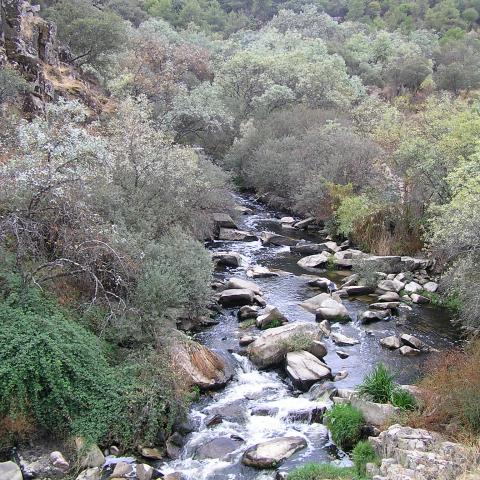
[367,425,475,480]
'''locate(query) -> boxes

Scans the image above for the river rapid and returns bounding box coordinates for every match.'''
[161,194,460,480]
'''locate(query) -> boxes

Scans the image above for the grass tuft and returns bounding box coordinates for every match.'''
[325,403,364,451]
[352,440,378,477]
[287,463,356,480]
[356,363,395,404]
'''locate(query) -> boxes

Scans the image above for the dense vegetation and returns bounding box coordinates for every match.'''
[1,0,480,456]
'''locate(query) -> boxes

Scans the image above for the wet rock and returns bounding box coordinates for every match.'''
[260,231,297,247]
[109,446,120,456]
[139,447,163,460]
[380,336,401,350]
[400,334,425,350]
[164,473,183,480]
[360,309,391,323]
[166,433,184,460]
[211,251,242,268]
[251,405,279,416]
[195,436,243,460]
[50,452,69,472]
[423,281,439,293]
[410,293,430,304]
[331,332,359,346]
[247,322,322,368]
[294,217,315,229]
[399,346,421,356]
[378,279,405,293]
[370,302,400,310]
[238,305,260,321]
[285,406,325,423]
[297,253,329,269]
[218,288,255,307]
[333,370,348,381]
[280,216,295,225]
[341,273,359,287]
[227,277,262,295]
[309,340,327,359]
[235,205,253,215]
[218,228,257,241]
[169,332,233,390]
[75,439,105,469]
[254,294,267,307]
[111,461,134,477]
[256,305,289,329]
[136,464,154,480]
[247,265,279,278]
[239,335,255,346]
[242,437,307,468]
[207,399,247,423]
[0,461,22,480]
[213,213,237,230]
[303,381,337,402]
[404,281,423,294]
[307,277,333,290]
[75,468,100,480]
[378,291,400,302]
[205,414,223,427]
[343,285,375,296]
[319,320,331,336]
[291,242,331,255]
[336,350,349,359]
[285,350,332,391]
[300,293,350,321]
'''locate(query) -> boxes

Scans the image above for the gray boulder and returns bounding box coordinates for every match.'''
[294,217,315,229]
[423,281,439,293]
[195,436,243,460]
[378,279,405,293]
[291,242,331,255]
[411,293,430,304]
[260,231,297,247]
[242,437,307,468]
[213,213,237,230]
[380,336,401,350]
[309,340,327,359]
[404,281,423,294]
[212,251,243,268]
[370,302,400,310]
[343,285,375,296]
[400,334,425,350]
[399,346,421,356]
[218,228,257,241]
[331,332,359,346]
[218,289,255,307]
[238,305,260,321]
[247,266,279,278]
[256,305,289,329]
[285,351,332,391]
[378,291,400,302]
[247,322,321,368]
[226,277,262,295]
[360,309,391,323]
[297,253,330,269]
[0,462,22,480]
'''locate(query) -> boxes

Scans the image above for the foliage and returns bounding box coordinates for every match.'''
[0,68,29,106]
[412,340,480,436]
[281,333,316,352]
[325,404,364,451]
[45,0,127,68]
[352,441,378,477]
[287,463,356,480]
[357,363,416,411]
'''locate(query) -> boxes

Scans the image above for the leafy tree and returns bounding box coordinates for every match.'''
[45,0,127,68]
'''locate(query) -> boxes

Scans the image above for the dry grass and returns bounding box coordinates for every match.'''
[407,340,480,443]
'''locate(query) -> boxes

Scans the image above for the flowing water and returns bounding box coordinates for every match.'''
[161,194,460,480]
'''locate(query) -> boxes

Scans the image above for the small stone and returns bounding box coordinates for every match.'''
[112,461,134,478]
[110,446,120,456]
[239,335,255,346]
[0,461,22,480]
[400,333,425,350]
[75,468,101,480]
[309,340,327,359]
[336,350,349,359]
[136,464,153,480]
[399,345,421,356]
[50,451,69,472]
[331,332,359,346]
[423,281,439,293]
[319,319,331,336]
[404,281,423,293]
[380,336,401,350]
[139,447,163,460]
[334,370,348,381]
[378,291,400,302]
[75,438,105,469]
[411,293,430,304]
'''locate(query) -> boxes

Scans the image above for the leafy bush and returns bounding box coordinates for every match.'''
[357,363,416,411]
[352,441,378,477]
[0,68,29,105]
[357,363,396,404]
[325,404,364,451]
[287,463,356,480]
[0,264,186,448]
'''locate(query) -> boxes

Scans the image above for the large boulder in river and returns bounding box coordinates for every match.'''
[297,253,330,269]
[363,255,431,274]
[195,436,243,460]
[260,231,297,247]
[360,309,391,323]
[291,242,331,255]
[212,251,242,268]
[286,351,332,391]
[378,279,405,293]
[242,437,307,468]
[169,333,233,390]
[256,305,288,329]
[299,293,351,321]
[226,277,262,295]
[218,228,257,241]
[218,288,255,307]
[247,322,322,368]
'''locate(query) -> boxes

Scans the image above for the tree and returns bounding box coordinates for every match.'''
[45,0,127,68]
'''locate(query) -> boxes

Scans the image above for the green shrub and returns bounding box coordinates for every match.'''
[357,363,395,404]
[262,318,283,329]
[0,68,29,105]
[391,388,416,411]
[325,404,364,451]
[352,441,378,477]
[287,463,356,480]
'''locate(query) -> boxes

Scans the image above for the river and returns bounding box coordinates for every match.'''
[161,194,460,480]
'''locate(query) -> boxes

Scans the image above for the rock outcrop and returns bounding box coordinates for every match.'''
[242,437,307,468]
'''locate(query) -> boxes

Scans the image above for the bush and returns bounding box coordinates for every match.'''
[287,463,356,480]
[0,68,29,106]
[412,340,480,436]
[325,404,364,451]
[357,363,396,404]
[391,388,416,411]
[352,441,378,477]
